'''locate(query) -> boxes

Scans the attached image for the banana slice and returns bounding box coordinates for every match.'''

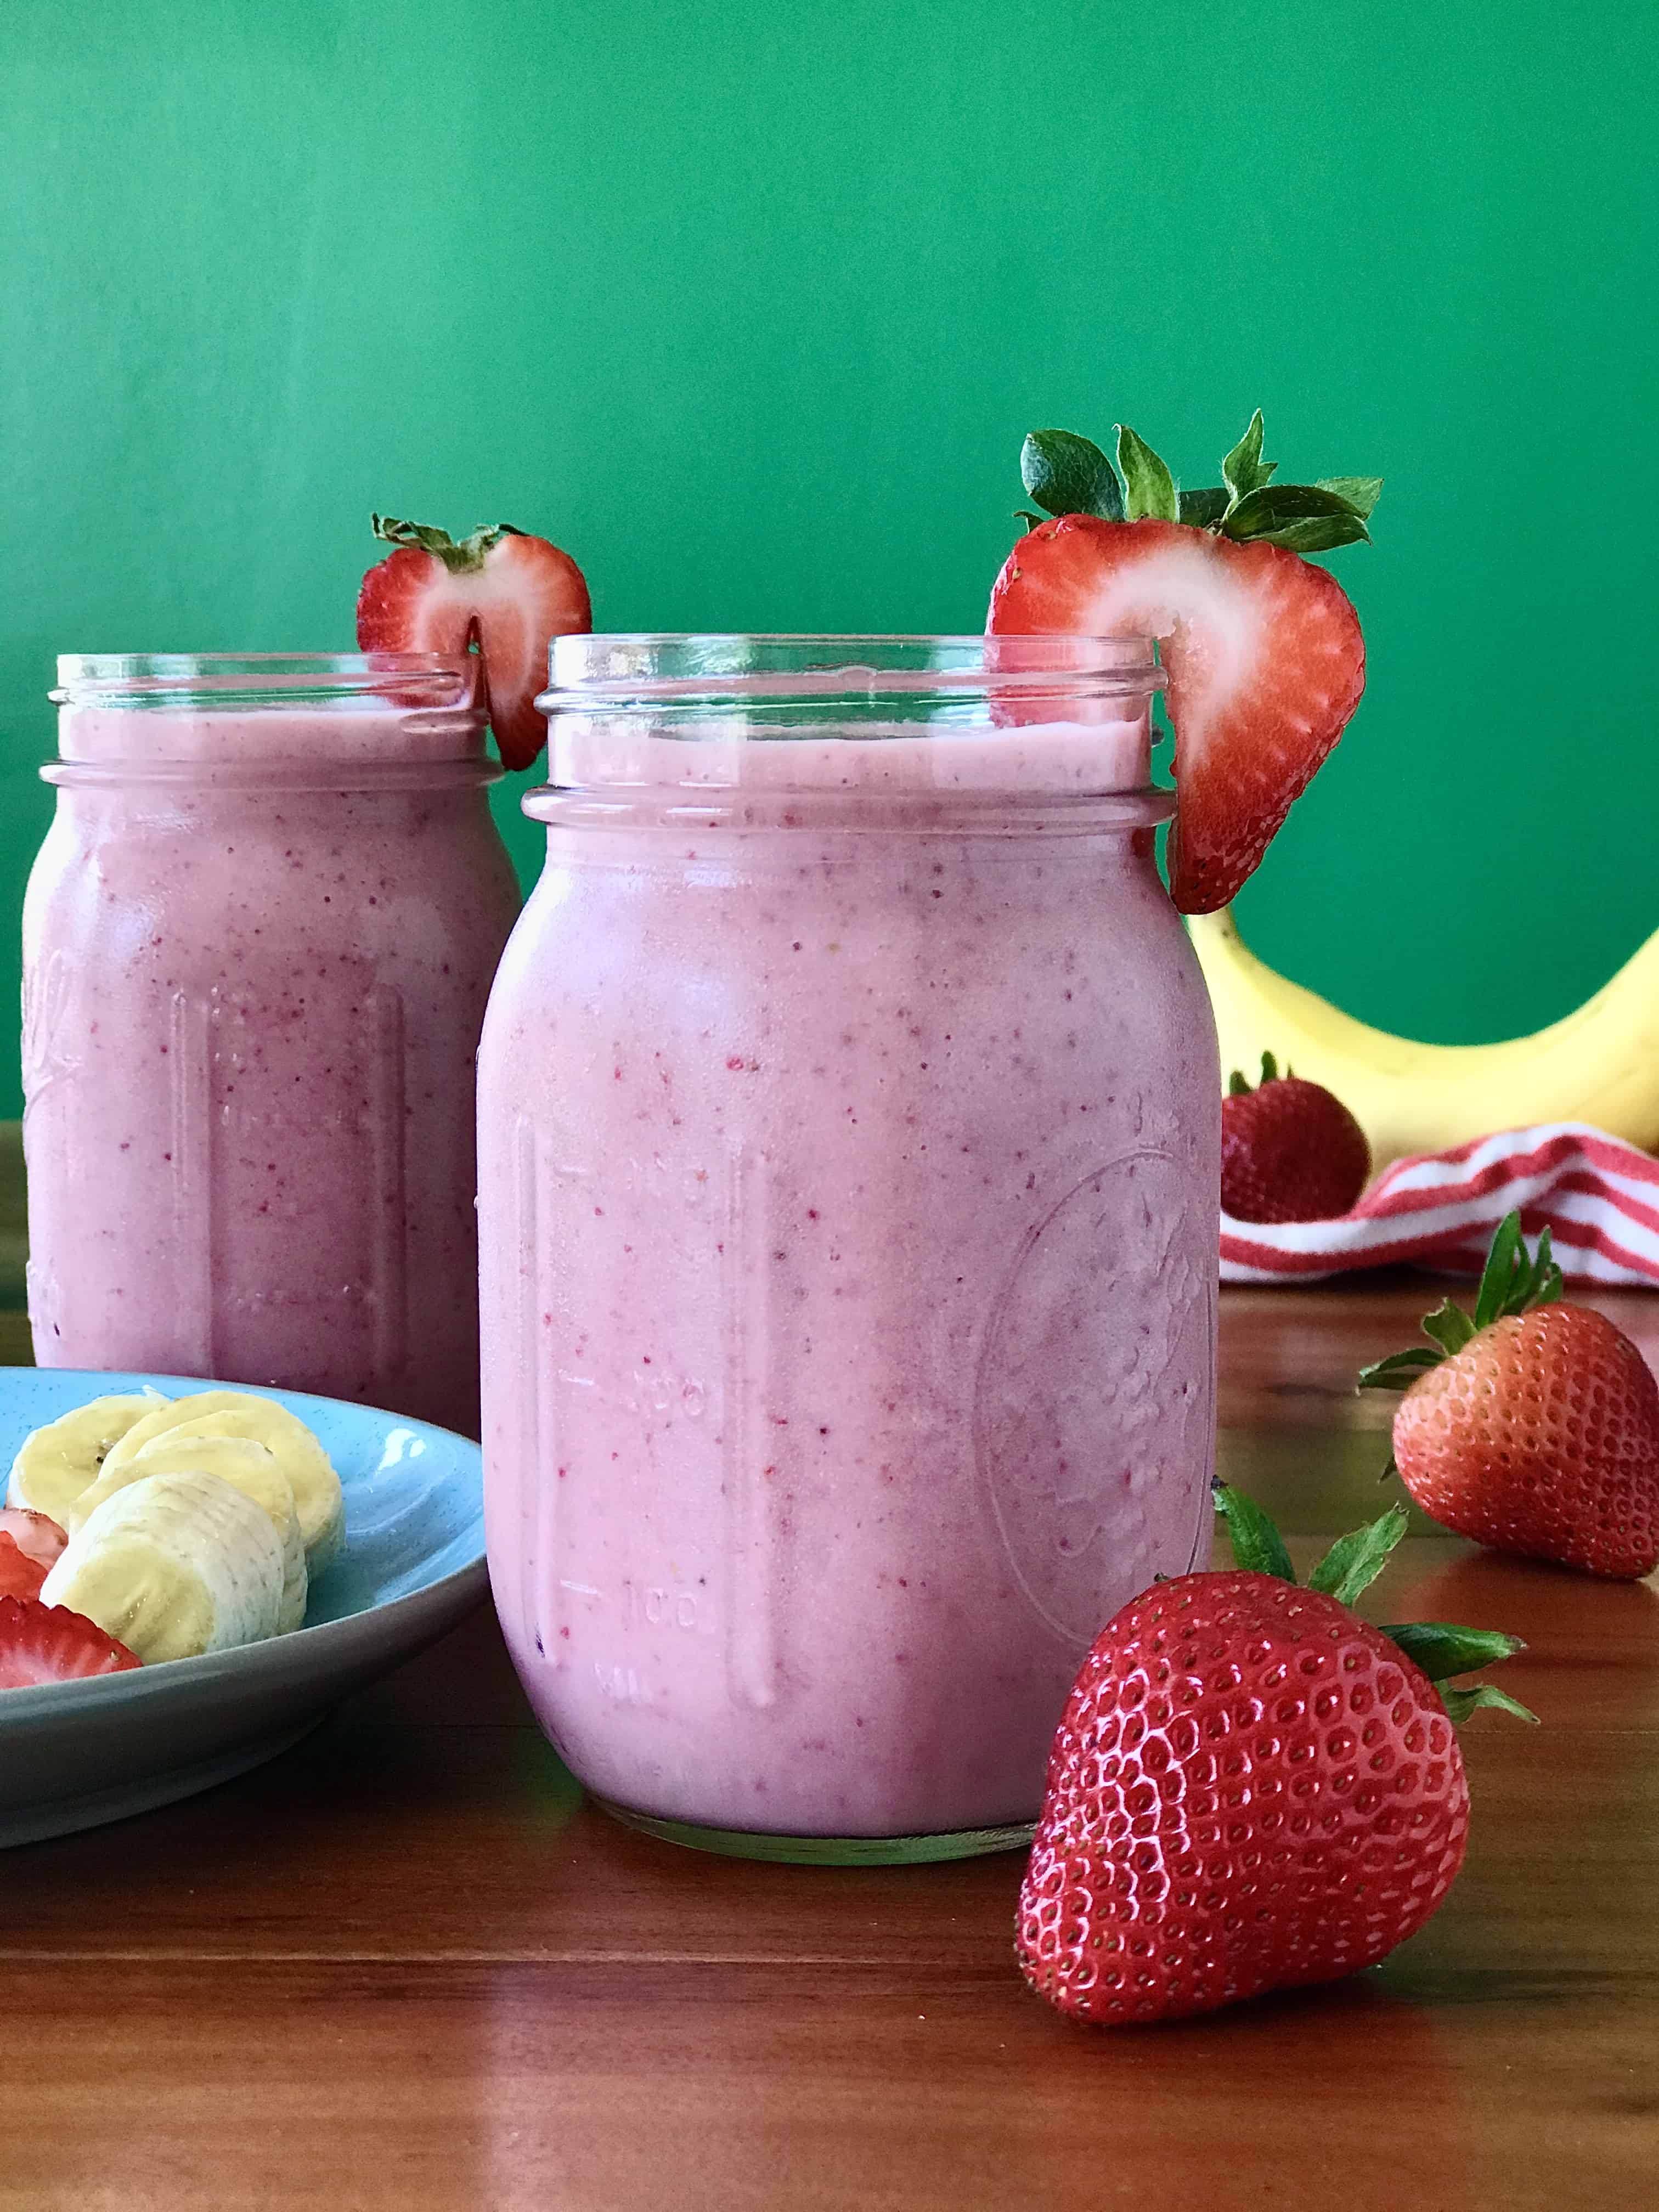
[69,1434,308,1634]
[101,1391,345,1575]
[40,1469,284,1663]
[7,1394,157,1525]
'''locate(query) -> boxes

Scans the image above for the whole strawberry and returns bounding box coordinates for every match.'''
[1017,1489,1528,2026]
[1221,1051,1371,1221]
[1361,1212,1659,1579]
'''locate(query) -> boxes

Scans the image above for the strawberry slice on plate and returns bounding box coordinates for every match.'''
[0,1533,46,1603]
[0,1507,66,1573]
[0,1595,139,1688]
[357,517,591,773]
[988,414,1375,912]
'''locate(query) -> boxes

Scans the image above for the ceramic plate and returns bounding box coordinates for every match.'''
[0,1367,486,1847]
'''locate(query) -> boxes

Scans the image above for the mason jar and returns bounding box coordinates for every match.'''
[478,635,1219,1860]
[24,652,521,1436]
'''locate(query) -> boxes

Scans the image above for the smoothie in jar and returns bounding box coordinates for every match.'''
[25,653,521,1436]
[478,636,1219,1857]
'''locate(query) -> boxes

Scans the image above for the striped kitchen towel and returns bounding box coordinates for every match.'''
[1221,1124,1659,1287]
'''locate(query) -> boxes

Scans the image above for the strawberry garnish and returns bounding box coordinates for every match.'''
[1361,1212,1659,1579]
[987,413,1377,912]
[1221,1049,1371,1222]
[356,516,591,772]
[1018,1488,1530,2026]
[0,1594,139,1688]
[0,1533,46,1602]
[0,1506,66,1572]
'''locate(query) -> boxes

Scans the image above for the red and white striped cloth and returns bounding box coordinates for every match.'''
[1221,1124,1659,1287]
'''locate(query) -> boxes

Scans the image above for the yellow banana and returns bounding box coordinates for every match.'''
[1188,907,1659,1170]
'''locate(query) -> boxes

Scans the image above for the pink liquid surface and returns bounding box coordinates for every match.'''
[24,702,520,1435]
[479,719,1218,1837]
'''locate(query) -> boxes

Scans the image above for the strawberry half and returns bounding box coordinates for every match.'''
[0,1595,139,1688]
[988,414,1376,912]
[1361,1212,1659,1579]
[356,516,591,772]
[1017,1488,1530,2027]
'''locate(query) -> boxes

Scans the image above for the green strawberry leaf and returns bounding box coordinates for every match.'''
[1317,475,1384,520]
[1357,1348,1442,1392]
[1215,1485,1296,1582]
[1223,482,1373,548]
[1251,510,1373,555]
[1470,1212,1564,1329]
[1440,1683,1539,1726]
[1222,409,1274,504]
[1020,430,1125,521]
[1381,1622,1526,1681]
[1116,425,1179,523]
[1421,1298,1478,1358]
[1473,1211,1525,1328]
[1225,1051,1282,1098]
[371,515,506,573]
[1518,1226,1564,1312]
[1178,486,1232,527]
[1358,1212,1564,1402]
[1307,1503,1409,1607]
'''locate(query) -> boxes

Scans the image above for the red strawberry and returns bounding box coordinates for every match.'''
[0,1595,139,1689]
[356,516,591,772]
[0,1506,67,1572]
[0,1533,46,1602]
[989,414,1376,911]
[1221,1050,1371,1222]
[989,516,1363,911]
[1017,1489,1528,2026]
[1362,1214,1659,1579]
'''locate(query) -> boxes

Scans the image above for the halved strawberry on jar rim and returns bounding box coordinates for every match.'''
[987,414,1378,913]
[357,517,591,773]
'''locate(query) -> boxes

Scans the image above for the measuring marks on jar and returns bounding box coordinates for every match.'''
[513,1116,781,1709]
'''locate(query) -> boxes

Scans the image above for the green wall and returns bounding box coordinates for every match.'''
[3,0,1656,1118]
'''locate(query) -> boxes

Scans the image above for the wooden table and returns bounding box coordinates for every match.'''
[5,1253,1659,2209]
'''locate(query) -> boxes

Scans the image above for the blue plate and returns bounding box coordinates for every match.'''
[0,1368,486,1847]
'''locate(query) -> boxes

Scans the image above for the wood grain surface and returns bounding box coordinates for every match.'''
[3,1238,1657,2208]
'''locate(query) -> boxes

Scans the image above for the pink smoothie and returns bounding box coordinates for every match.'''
[478,707,1218,1840]
[25,663,520,1435]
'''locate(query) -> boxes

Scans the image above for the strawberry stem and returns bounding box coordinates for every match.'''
[1356,1210,1563,1393]
[1212,1488,1533,1725]
[370,515,523,575]
[1013,410,1381,553]
[1225,1051,1280,1097]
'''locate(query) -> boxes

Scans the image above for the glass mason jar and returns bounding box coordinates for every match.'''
[24,653,522,1436]
[478,635,1219,1861]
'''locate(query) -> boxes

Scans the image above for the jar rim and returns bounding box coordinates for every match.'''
[540,632,1162,708]
[52,652,480,711]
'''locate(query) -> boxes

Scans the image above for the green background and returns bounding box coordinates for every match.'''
[3,0,1655,1118]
